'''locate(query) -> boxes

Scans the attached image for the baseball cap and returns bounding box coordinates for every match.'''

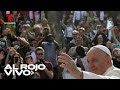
[93,45,112,57]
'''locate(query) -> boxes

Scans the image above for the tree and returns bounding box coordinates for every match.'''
[46,11,65,49]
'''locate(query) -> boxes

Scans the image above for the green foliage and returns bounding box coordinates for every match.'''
[5,23,16,34]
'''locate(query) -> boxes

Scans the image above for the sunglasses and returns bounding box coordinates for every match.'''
[36,53,43,55]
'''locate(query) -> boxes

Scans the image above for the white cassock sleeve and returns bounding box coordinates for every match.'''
[80,56,89,71]
[83,71,119,79]
[62,68,81,79]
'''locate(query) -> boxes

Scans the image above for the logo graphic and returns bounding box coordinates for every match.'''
[4,64,46,76]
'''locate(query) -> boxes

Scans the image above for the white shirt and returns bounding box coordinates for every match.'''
[74,11,81,20]
[62,69,76,79]
[73,11,87,23]
[66,26,74,37]
[83,66,120,79]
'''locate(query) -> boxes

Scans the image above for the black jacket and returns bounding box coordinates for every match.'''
[112,58,120,69]
[92,32,109,45]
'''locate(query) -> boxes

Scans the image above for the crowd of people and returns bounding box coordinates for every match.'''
[0,11,120,79]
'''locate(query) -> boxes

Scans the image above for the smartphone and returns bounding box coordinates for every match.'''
[14,57,19,63]
[106,19,114,30]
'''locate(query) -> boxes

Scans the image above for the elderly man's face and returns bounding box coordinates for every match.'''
[87,48,111,75]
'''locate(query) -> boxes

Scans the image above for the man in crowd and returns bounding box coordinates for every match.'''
[58,45,120,79]
[66,30,79,53]
[92,25,109,45]
[41,34,59,79]
[35,47,54,79]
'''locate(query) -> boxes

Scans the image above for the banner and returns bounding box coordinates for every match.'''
[4,22,16,34]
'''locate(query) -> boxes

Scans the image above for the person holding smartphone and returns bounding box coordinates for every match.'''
[34,47,54,79]
[13,53,22,67]
[5,52,24,79]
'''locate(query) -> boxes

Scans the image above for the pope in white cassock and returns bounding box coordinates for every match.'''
[58,45,120,79]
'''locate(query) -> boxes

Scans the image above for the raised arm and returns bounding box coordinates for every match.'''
[110,27,120,44]
[17,37,30,46]
[60,14,67,30]
[58,53,120,79]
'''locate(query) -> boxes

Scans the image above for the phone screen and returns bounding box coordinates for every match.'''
[106,20,114,29]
